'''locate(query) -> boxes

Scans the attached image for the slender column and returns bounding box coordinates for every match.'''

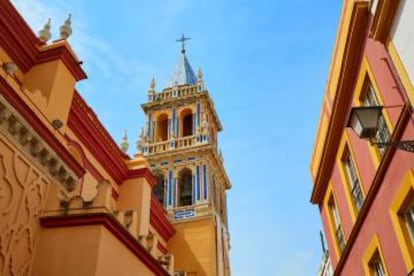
[192,174,195,205]
[210,173,215,204]
[192,113,196,135]
[173,178,177,207]
[172,108,176,137]
[203,164,208,201]
[196,101,201,128]
[167,119,171,140]
[147,112,152,139]
[176,117,180,138]
[152,121,156,143]
[167,170,173,207]
[196,165,201,202]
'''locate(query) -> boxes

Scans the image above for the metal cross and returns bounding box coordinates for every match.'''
[176,34,191,52]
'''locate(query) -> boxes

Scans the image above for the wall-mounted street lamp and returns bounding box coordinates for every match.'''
[347,106,414,152]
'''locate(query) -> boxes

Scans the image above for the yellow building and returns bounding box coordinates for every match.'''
[138,37,231,276]
[0,1,231,275]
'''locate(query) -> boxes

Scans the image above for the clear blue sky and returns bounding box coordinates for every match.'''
[13,1,342,275]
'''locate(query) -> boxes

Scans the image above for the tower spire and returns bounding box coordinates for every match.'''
[176,33,191,53]
[166,34,197,88]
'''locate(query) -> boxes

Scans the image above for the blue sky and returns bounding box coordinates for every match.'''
[12,1,342,274]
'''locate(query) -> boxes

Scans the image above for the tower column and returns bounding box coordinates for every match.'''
[203,163,208,201]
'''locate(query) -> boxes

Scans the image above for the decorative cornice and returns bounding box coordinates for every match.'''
[370,0,400,42]
[0,77,85,181]
[310,2,370,204]
[150,196,175,241]
[157,242,168,255]
[147,145,231,190]
[142,90,223,131]
[37,41,87,81]
[68,92,129,185]
[0,92,80,191]
[0,1,87,81]
[40,213,169,276]
[127,168,157,187]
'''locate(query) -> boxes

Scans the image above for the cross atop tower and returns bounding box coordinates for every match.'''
[176,34,191,53]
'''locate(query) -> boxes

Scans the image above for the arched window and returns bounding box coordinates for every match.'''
[156,113,168,142]
[153,174,165,205]
[181,109,193,137]
[178,168,193,206]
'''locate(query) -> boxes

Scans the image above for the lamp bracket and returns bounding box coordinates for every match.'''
[374,140,414,153]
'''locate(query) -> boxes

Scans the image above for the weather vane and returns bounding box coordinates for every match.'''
[176,33,191,53]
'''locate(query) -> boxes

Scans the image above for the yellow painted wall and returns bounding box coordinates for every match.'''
[95,226,155,276]
[32,226,101,276]
[168,218,217,276]
[32,225,154,276]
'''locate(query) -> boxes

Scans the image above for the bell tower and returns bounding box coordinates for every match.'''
[137,36,231,276]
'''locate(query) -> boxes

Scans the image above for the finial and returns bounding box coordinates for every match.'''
[120,129,129,153]
[136,127,146,153]
[150,76,156,90]
[219,149,224,162]
[197,68,203,80]
[176,33,191,53]
[38,18,51,42]
[60,14,72,39]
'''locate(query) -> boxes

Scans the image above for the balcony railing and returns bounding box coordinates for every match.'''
[146,135,202,154]
[150,86,199,102]
[168,202,213,221]
[335,225,345,252]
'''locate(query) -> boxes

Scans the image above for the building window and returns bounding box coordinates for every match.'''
[156,113,169,142]
[404,198,414,243]
[363,235,388,276]
[343,150,364,212]
[329,198,345,252]
[181,108,193,137]
[369,252,386,276]
[178,168,192,206]
[362,83,391,156]
[153,174,165,206]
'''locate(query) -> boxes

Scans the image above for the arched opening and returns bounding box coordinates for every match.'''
[181,109,193,137]
[178,168,193,206]
[156,113,168,142]
[153,174,165,205]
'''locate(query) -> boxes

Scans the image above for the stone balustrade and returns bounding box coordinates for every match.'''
[150,86,199,102]
[146,135,201,154]
[169,202,213,221]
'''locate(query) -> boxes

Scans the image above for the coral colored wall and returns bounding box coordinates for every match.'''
[320,34,414,275]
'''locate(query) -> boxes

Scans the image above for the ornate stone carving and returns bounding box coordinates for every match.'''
[0,137,51,276]
[0,100,78,191]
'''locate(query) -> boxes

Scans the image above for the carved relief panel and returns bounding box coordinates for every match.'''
[0,136,51,276]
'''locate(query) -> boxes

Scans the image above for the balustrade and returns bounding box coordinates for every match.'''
[152,86,198,102]
[147,135,202,154]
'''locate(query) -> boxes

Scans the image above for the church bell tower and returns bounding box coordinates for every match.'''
[137,35,231,276]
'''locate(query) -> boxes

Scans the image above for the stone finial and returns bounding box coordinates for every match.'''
[60,14,72,39]
[197,67,204,91]
[120,129,129,153]
[136,127,146,153]
[38,18,51,42]
[197,67,203,80]
[219,149,223,162]
[148,76,156,96]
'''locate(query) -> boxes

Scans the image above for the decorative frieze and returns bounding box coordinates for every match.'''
[0,100,78,191]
